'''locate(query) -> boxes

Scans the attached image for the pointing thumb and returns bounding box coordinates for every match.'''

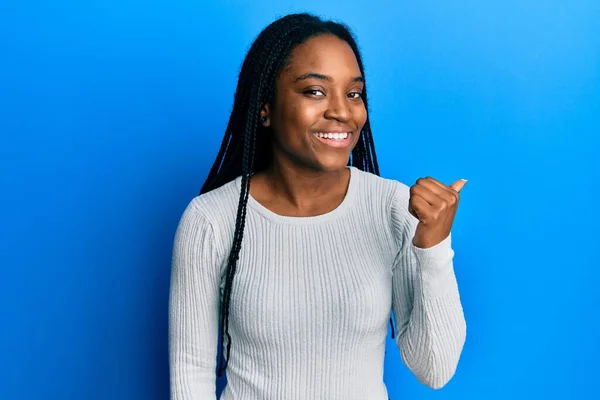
[450,179,468,193]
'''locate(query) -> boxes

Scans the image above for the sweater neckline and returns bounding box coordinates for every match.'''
[234,166,359,226]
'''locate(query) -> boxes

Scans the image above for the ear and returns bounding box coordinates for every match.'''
[260,103,271,127]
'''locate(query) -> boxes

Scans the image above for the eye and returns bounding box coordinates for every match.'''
[305,89,325,97]
[348,91,363,99]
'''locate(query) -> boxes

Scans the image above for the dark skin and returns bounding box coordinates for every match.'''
[251,34,366,217]
[251,34,468,247]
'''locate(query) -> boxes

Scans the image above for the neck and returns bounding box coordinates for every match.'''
[261,161,350,211]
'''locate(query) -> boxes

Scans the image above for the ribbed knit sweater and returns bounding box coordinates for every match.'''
[168,166,466,399]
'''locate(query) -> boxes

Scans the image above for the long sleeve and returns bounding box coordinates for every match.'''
[390,185,467,389]
[169,200,221,399]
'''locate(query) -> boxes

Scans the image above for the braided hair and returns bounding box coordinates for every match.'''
[199,12,394,377]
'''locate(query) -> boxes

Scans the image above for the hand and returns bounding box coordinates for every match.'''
[408,177,467,249]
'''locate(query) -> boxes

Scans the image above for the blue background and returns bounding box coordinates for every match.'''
[1,0,598,399]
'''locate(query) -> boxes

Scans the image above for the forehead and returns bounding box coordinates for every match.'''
[281,34,361,79]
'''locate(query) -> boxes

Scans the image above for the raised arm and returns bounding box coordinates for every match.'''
[390,182,467,389]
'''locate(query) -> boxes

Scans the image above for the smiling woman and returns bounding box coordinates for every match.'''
[168,12,467,400]
[260,36,367,168]
[251,33,369,216]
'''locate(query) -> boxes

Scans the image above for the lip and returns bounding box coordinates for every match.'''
[311,131,354,149]
[314,129,352,133]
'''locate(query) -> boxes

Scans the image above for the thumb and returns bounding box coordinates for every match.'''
[450,179,468,193]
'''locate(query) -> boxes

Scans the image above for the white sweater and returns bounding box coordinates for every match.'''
[169,166,466,399]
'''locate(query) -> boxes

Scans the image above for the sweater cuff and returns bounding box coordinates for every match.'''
[411,233,453,263]
[411,234,455,294]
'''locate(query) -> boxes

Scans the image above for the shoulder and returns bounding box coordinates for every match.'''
[176,177,241,254]
[352,167,411,210]
[188,177,241,222]
[352,167,414,240]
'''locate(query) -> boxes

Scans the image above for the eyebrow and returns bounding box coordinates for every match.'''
[294,72,364,83]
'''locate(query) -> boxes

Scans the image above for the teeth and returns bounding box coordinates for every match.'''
[314,132,349,140]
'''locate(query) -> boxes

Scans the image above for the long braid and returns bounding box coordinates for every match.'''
[199,13,396,377]
[218,102,258,375]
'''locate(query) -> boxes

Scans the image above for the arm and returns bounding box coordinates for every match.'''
[391,185,467,389]
[169,200,221,399]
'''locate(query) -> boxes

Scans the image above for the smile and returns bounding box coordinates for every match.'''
[312,132,353,149]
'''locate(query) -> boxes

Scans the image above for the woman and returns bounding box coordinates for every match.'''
[169,12,467,400]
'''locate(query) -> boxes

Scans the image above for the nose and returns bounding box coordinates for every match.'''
[324,92,350,122]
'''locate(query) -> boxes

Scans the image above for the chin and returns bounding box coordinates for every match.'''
[312,155,351,173]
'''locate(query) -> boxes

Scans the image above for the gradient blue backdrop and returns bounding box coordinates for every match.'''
[1,0,598,399]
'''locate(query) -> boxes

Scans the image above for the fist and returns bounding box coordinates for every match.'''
[408,177,467,249]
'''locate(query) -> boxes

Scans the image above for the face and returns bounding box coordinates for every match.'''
[261,34,367,173]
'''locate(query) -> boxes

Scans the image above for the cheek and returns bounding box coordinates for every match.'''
[277,101,322,139]
[291,101,322,127]
[354,104,368,127]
